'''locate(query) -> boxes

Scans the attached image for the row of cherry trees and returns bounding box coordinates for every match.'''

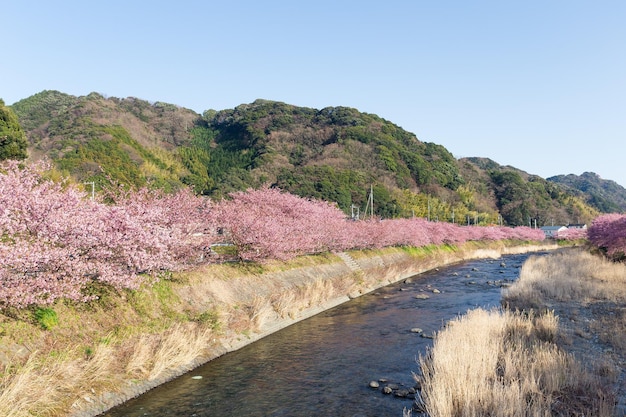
[217,188,545,261]
[587,213,626,260]
[0,161,545,307]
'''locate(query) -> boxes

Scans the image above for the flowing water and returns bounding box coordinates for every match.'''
[102,252,545,417]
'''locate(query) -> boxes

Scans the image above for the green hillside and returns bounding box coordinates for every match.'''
[8,91,612,226]
[548,172,626,213]
[11,91,195,192]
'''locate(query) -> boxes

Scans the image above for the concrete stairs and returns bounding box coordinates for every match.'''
[336,252,362,273]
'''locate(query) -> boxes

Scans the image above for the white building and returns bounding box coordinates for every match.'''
[540,225,568,238]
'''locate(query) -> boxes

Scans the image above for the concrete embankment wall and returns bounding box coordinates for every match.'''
[73,242,558,417]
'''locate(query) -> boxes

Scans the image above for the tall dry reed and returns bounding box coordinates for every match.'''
[503,249,626,308]
[0,342,118,417]
[418,308,611,417]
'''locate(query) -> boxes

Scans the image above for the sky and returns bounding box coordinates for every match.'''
[3,1,626,186]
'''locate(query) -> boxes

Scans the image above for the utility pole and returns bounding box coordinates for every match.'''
[363,185,374,219]
[369,185,374,218]
[351,204,360,220]
[84,181,95,201]
[369,184,374,218]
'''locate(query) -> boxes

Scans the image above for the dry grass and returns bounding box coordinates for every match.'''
[179,256,358,333]
[0,324,217,417]
[417,308,613,417]
[271,291,297,318]
[0,342,119,417]
[245,295,275,330]
[416,248,626,417]
[504,248,626,356]
[503,248,626,309]
[139,324,212,380]
[0,355,64,417]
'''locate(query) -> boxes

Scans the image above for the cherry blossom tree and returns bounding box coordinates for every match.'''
[588,214,626,259]
[0,160,214,307]
[213,188,348,261]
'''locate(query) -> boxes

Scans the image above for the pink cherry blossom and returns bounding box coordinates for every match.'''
[0,161,549,307]
[588,214,626,258]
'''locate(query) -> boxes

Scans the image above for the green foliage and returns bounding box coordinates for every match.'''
[151,279,183,319]
[10,90,75,131]
[490,170,531,225]
[11,91,193,193]
[178,123,258,196]
[55,123,183,190]
[196,309,221,330]
[33,307,59,330]
[56,130,145,188]
[488,168,598,226]
[549,172,626,213]
[423,142,462,189]
[201,100,466,199]
[377,145,398,172]
[372,184,400,218]
[0,99,28,160]
[276,166,366,213]
[83,346,95,358]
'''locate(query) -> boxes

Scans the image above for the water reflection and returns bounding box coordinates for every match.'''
[103,253,539,417]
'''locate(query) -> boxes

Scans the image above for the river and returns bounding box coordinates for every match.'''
[101,252,544,417]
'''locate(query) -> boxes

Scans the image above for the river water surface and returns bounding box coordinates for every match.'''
[102,252,545,417]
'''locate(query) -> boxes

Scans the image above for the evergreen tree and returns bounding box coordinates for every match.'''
[0,99,28,160]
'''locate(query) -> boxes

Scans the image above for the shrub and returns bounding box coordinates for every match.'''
[33,307,58,330]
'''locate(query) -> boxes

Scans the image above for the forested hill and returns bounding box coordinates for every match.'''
[548,172,626,213]
[8,90,621,226]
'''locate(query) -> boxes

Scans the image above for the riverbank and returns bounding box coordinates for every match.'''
[0,240,558,417]
[415,248,626,416]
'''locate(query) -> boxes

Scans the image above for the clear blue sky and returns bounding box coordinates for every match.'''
[4,1,626,187]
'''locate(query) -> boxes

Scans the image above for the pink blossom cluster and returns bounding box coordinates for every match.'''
[587,214,626,259]
[213,188,349,260]
[0,162,545,307]
[555,227,588,240]
[213,188,545,262]
[0,161,213,307]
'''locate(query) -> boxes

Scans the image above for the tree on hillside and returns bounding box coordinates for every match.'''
[490,170,531,226]
[0,99,28,160]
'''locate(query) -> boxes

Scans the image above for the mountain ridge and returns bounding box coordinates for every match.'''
[548,171,626,212]
[7,90,624,225]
